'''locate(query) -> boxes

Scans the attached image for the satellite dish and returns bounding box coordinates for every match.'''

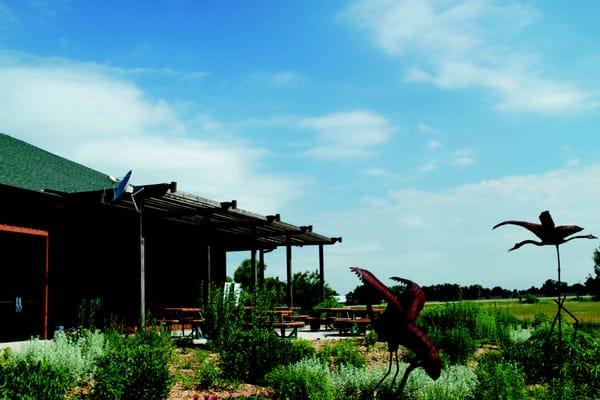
[111,170,132,204]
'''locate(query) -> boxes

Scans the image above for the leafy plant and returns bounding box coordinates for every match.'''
[15,329,105,386]
[504,324,600,399]
[265,358,334,400]
[92,330,173,400]
[318,339,365,369]
[0,357,72,400]
[218,326,309,384]
[475,352,527,400]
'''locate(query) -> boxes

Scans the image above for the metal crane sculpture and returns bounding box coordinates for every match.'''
[492,210,596,361]
[350,267,441,395]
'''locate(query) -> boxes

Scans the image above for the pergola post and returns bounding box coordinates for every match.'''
[286,239,293,307]
[319,244,325,301]
[251,248,257,289]
[259,249,265,285]
[139,201,146,328]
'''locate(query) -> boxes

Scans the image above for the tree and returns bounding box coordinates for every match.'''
[585,246,600,299]
[292,270,335,312]
[233,259,266,289]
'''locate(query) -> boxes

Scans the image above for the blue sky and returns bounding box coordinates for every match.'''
[1,0,599,295]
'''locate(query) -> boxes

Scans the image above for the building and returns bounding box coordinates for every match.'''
[0,133,340,341]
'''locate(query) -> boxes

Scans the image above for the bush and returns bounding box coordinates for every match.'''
[265,358,334,400]
[331,364,391,400]
[475,352,527,400]
[429,327,476,365]
[14,329,104,387]
[203,287,245,347]
[92,330,173,400]
[219,327,311,384]
[196,360,224,390]
[0,357,72,400]
[318,339,364,370]
[520,294,539,304]
[504,324,600,399]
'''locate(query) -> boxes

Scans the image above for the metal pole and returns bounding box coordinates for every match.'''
[556,245,563,365]
[139,205,145,328]
[286,241,293,307]
[319,244,325,301]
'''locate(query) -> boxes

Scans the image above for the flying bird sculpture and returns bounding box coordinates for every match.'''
[350,267,441,395]
[493,210,596,364]
[492,210,596,251]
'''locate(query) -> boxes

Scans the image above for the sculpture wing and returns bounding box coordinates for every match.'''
[554,225,584,240]
[492,220,545,240]
[390,277,426,322]
[350,267,405,314]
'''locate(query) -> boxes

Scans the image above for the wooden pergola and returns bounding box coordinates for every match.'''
[64,184,341,325]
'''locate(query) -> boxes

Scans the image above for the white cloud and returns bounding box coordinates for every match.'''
[453,156,475,166]
[427,140,442,150]
[342,0,593,114]
[566,158,580,167]
[300,110,394,159]
[420,160,438,172]
[0,54,305,213]
[417,122,437,133]
[315,164,600,294]
[270,70,303,86]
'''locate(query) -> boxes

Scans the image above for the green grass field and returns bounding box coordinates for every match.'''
[477,298,600,324]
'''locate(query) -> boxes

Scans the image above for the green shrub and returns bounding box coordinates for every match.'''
[330,364,382,400]
[265,358,334,400]
[475,352,527,400]
[0,357,72,400]
[504,324,600,399]
[203,287,245,348]
[429,327,476,364]
[419,302,518,349]
[218,327,310,384]
[15,329,105,387]
[196,360,223,390]
[92,330,173,400]
[520,294,539,304]
[364,329,378,348]
[318,340,364,369]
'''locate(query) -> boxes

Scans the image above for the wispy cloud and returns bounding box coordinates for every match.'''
[427,140,442,150]
[0,53,305,213]
[300,110,394,159]
[250,70,305,87]
[319,164,600,292]
[342,0,593,114]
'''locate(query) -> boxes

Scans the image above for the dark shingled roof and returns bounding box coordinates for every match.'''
[0,133,113,193]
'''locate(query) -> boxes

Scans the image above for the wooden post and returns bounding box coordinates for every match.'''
[251,248,257,290]
[286,240,293,307]
[259,249,265,285]
[319,244,325,302]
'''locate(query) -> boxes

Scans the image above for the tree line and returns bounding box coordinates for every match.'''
[346,246,600,304]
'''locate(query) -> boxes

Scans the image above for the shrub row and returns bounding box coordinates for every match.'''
[0,329,173,400]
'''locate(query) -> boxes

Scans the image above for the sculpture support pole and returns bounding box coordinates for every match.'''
[556,245,562,365]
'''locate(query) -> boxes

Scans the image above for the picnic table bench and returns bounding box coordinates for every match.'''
[272,321,305,339]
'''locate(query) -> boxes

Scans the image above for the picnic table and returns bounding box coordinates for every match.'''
[160,307,204,339]
[316,307,383,335]
[244,306,306,338]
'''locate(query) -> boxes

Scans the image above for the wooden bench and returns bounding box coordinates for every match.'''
[272,321,305,339]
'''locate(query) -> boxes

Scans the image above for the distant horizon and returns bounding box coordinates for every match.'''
[2,1,600,293]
